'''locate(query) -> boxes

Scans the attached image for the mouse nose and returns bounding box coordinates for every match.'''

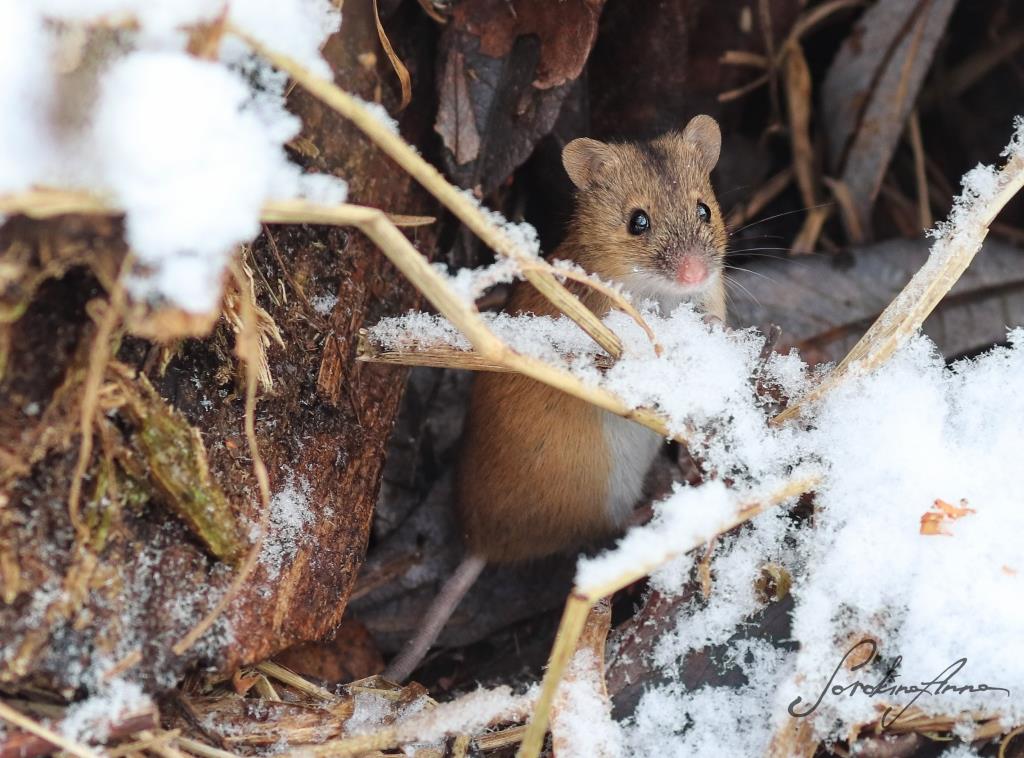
[675,254,708,285]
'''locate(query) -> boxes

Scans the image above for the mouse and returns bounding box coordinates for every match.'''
[383,115,727,683]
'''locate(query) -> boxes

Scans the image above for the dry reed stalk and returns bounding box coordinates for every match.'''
[356,329,617,373]
[775,145,1024,424]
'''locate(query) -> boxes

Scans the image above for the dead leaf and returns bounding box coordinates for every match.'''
[784,40,816,211]
[374,0,413,110]
[822,0,958,236]
[455,0,603,89]
[932,498,975,519]
[920,498,975,536]
[232,668,261,695]
[274,619,385,685]
[727,239,1024,366]
[435,50,481,166]
[435,0,606,195]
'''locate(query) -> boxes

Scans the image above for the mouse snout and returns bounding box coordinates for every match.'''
[674,251,710,285]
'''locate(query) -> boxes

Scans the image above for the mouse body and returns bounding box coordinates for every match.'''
[384,115,727,682]
[458,114,727,562]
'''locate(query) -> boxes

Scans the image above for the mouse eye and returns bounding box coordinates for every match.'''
[696,202,711,224]
[628,209,650,235]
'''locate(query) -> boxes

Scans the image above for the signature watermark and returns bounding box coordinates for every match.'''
[788,638,1010,728]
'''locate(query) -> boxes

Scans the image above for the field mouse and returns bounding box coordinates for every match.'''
[384,115,727,682]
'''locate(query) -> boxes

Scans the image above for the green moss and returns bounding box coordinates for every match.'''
[117,373,249,565]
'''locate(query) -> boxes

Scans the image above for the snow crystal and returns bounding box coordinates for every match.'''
[353,95,401,136]
[311,292,339,315]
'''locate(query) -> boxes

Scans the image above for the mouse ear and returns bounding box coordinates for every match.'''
[562,138,612,189]
[681,115,721,173]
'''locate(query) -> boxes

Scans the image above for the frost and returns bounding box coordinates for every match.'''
[261,475,314,579]
[311,293,339,315]
[59,679,150,742]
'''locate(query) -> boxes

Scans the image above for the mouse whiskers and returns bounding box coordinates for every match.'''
[723,273,762,307]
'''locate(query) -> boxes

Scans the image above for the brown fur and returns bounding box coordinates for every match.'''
[456,116,728,563]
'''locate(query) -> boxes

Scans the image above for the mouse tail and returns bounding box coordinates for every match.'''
[382,553,487,683]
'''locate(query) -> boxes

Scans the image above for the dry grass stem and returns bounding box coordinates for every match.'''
[776,147,1024,424]
[256,661,337,702]
[907,110,932,230]
[232,28,625,360]
[175,736,242,758]
[68,254,131,540]
[528,263,661,353]
[356,330,617,373]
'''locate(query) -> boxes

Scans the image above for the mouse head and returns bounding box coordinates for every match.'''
[562,115,727,305]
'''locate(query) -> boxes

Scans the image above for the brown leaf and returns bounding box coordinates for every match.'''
[435,50,481,166]
[373,0,413,110]
[274,619,385,685]
[435,0,606,195]
[822,0,959,236]
[456,0,603,90]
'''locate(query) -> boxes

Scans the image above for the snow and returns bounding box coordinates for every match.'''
[368,117,1024,753]
[1,1,344,312]
[311,292,339,315]
[553,650,624,757]
[58,679,151,742]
